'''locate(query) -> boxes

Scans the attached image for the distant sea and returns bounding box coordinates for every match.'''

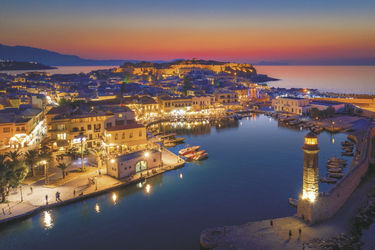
[256,66,375,95]
[1,65,374,95]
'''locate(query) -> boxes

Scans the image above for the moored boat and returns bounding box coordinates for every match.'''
[327,167,343,173]
[179,145,201,156]
[288,198,298,208]
[328,173,344,179]
[320,176,337,184]
[193,152,208,161]
[341,152,354,156]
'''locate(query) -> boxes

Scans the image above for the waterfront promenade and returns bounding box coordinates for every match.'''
[0,148,184,224]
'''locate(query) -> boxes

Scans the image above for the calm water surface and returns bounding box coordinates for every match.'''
[256,66,375,94]
[0,114,353,249]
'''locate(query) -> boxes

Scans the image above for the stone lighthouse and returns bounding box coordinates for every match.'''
[297,132,320,224]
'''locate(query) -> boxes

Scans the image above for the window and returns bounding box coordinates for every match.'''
[21,127,25,131]
[106,122,112,128]
[115,133,118,140]
[139,130,142,137]
[57,133,66,140]
[87,125,92,130]
[153,159,156,162]
[16,127,20,131]
[125,167,127,170]
[119,114,123,117]
[129,132,133,139]
[122,133,125,139]
[57,124,66,131]
[3,127,10,133]
[129,166,132,169]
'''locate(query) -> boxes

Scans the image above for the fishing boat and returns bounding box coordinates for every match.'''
[328,156,347,162]
[320,176,337,184]
[156,133,177,139]
[164,137,185,143]
[184,150,206,160]
[288,198,298,208]
[328,173,344,179]
[193,152,208,161]
[163,142,176,148]
[341,141,354,146]
[341,152,354,156]
[179,145,201,156]
[327,167,343,173]
[312,126,323,133]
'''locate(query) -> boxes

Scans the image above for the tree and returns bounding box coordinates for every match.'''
[355,108,363,116]
[56,162,71,178]
[91,148,103,169]
[310,108,321,119]
[182,75,193,95]
[5,150,23,162]
[39,151,53,185]
[24,149,40,177]
[326,106,336,117]
[0,154,28,202]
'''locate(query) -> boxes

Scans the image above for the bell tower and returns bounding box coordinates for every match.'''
[297,132,320,223]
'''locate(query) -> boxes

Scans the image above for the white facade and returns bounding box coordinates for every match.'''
[272,97,310,115]
[107,149,161,179]
[192,95,211,110]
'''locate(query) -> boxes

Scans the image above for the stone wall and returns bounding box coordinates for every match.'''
[307,127,375,224]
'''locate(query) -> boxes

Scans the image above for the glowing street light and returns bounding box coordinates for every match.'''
[74,133,86,171]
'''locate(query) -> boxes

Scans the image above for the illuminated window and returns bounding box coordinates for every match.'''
[119,114,123,118]
[115,134,118,140]
[57,133,66,140]
[129,132,133,139]
[3,127,10,133]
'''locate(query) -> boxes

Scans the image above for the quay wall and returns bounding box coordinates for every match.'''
[310,127,375,223]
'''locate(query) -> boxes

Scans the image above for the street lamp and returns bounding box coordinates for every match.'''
[20,185,23,202]
[74,133,86,171]
[42,160,48,185]
[95,176,97,191]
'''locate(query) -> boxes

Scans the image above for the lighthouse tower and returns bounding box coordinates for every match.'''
[297,132,320,224]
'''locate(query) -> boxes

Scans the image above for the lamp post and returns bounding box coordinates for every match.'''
[43,160,48,185]
[95,176,97,191]
[20,185,23,202]
[74,133,86,171]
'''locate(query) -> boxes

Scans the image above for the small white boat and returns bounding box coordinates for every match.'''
[164,137,185,143]
[163,142,176,147]
[320,176,337,184]
[185,150,206,160]
[288,198,298,208]
[193,153,208,161]
[341,152,354,156]
[179,145,200,156]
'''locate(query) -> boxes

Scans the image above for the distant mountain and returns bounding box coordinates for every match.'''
[0,44,137,66]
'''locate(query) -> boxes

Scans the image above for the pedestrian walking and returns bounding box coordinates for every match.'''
[45,195,48,205]
[55,192,59,201]
[270,220,273,226]
[299,228,301,236]
[289,230,292,239]
[73,190,76,197]
[30,186,33,193]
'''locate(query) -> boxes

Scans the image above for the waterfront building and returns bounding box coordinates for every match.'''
[104,123,147,154]
[272,97,310,115]
[297,132,320,224]
[158,96,192,113]
[48,106,134,151]
[213,89,240,108]
[192,95,212,110]
[107,149,161,179]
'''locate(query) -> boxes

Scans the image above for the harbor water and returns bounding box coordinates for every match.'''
[0,114,353,249]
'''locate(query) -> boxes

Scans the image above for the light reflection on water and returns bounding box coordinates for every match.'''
[43,211,53,230]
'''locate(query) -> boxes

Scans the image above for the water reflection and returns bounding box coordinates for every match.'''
[145,184,151,193]
[112,193,117,204]
[95,203,100,213]
[43,211,53,230]
[180,173,183,179]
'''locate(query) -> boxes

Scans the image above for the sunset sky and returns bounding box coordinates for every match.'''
[1,0,375,64]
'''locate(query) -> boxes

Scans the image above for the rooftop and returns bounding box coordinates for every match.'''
[106,123,145,131]
[115,149,159,162]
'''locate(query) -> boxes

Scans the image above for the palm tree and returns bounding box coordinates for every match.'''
[5,150,22,162]
[90,148,103,169]
[24,149,39,177]
[56,162,71,178]
[39,151,53,185]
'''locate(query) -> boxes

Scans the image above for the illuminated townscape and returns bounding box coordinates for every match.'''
[1,0,375,249]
